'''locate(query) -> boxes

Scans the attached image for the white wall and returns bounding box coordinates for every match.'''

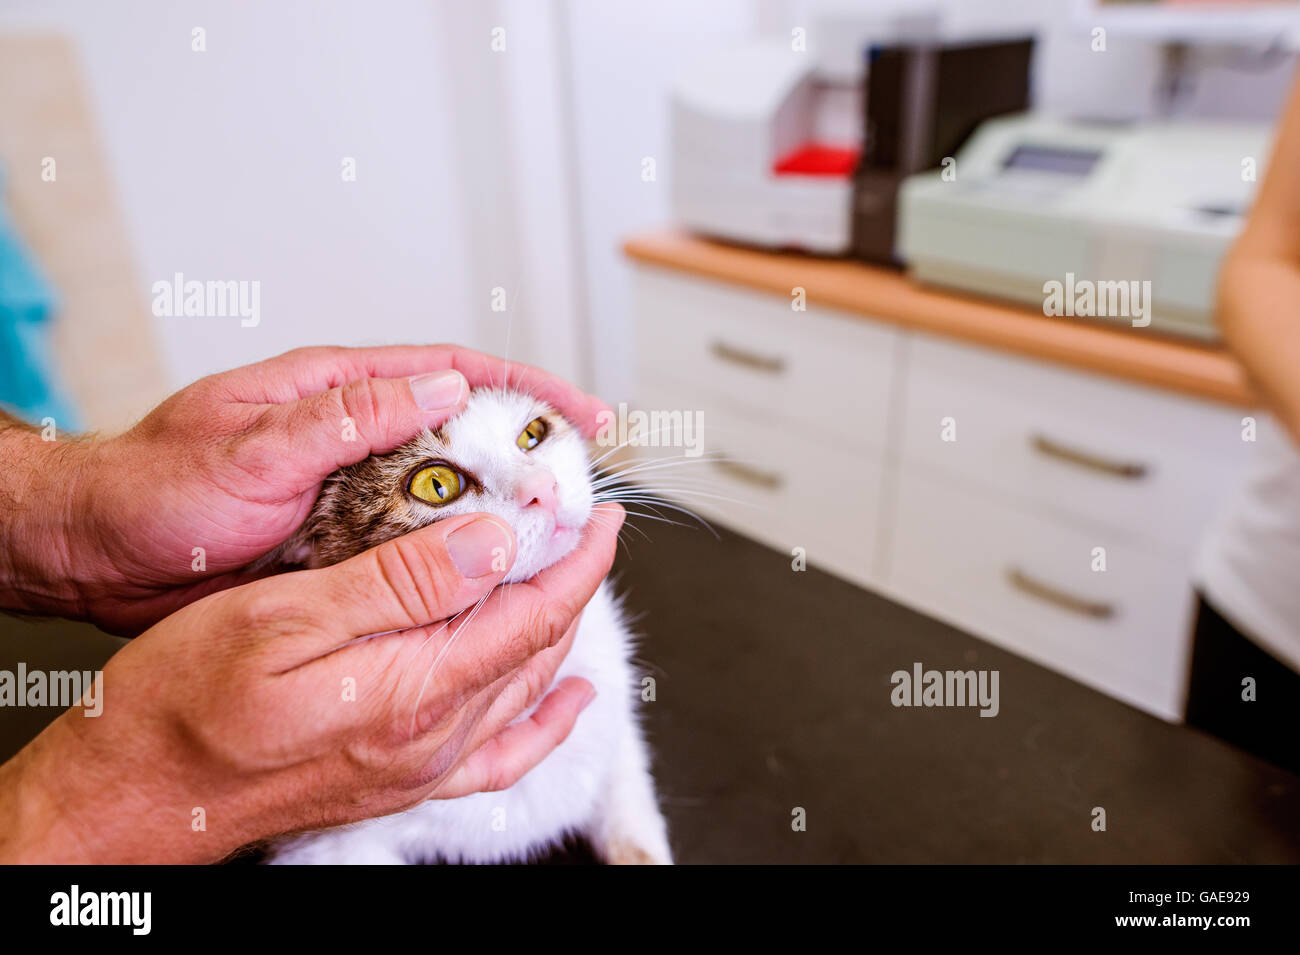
[564,0,758,402]
[0,0,761,401]
[2,0,1291,404]
[0,0,528,392]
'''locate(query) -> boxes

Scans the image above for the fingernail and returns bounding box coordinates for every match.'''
[409,370,466,411]
[580,686,598,709]
[446,517,512,578]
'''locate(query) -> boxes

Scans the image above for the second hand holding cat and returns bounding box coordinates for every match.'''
[0,502,625,863]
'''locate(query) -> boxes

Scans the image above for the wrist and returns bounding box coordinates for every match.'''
[0,721,98,863]
[0,418,100,619]
[0,710,242,864]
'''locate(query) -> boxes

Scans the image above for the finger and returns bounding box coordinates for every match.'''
[431,613,581,764]
[243,512,518,669]
[387,504,623,719]
[433,677,597,799]
[249,370,469,481]
[256,507,604,771]
[443,348,611,439]
[232,345,610,438]
[308,502,620,731]
[292,593,580,758]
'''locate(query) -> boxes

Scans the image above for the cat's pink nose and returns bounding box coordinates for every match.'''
[515,470,558,514]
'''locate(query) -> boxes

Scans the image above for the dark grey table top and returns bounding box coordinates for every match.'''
[2,517,1296,865]
[617,518,1300,864]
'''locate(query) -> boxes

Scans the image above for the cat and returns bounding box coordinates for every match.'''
[262,387,672,865]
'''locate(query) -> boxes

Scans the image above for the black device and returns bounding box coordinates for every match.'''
[851,36,1035,265]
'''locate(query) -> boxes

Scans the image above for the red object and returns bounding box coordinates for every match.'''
[772,142,859,177]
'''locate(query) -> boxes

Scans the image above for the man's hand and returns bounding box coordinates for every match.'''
[0,344,609,634]
[0,505,624,864]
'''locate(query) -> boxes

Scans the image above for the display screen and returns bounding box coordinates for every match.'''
[1002,144,1102,176]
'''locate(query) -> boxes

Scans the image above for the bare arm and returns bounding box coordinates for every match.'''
[1218,70,1300,444]
[0,411,93,619]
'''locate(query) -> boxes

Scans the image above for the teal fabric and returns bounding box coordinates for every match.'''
[0,183,80,429]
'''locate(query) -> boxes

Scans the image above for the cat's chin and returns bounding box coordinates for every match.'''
[504,521,585,583]
[539,524,582,568]
[550,524,580,548]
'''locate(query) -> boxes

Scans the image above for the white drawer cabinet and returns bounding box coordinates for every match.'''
[889,464,1196,720]
[897,337,1249,557]
[632,269,900,452]
[629,267,902,587]
[632,375,884,585]
[628,265,1253,721]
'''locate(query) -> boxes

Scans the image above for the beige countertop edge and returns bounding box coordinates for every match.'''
[624,230,1259,410]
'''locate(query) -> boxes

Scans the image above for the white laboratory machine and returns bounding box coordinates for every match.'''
[668,39,862,254]
[897,114,1272,339]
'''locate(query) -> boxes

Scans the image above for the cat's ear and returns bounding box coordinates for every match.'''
[250,528,319,573]
[279,540,317,567]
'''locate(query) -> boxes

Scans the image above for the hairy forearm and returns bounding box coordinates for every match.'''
[1217,252,1300,445]
[0,712,240,864]
[0,412,94,618]
[0,724,98,863]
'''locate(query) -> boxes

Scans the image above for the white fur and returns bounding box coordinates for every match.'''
[267,390,671,865]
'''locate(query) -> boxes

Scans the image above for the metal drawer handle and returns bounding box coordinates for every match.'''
[710,340,786,374]
[1006,567,1116,620]
[1030,433,1148,480]
[712,457,783,491]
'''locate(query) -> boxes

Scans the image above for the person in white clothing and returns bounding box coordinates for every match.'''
[1192,71,1300,776]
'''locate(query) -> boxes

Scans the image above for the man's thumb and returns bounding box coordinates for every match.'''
[249,513,517,670]
[270,369,468,475]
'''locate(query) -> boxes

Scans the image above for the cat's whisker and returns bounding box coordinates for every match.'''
[590,467,720,492]
[618,508,706,532]
[598,490,730,510]
[595,485,754,510]
[406,589,493,740]
[583,423,701,470]
[585,415,760,473]
[592,480,739,504]
[589,445,725,471]
[604,495,720,537]
[589,454,729,489]
[591,474,722,498]
[593,474,723,494]
[584,507,652,551]
[394,615,459,687]
[585,507,651,543]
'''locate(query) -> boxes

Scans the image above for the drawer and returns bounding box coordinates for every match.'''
[631,267,900,451]
[621,378,883,588]
[900,335,1250,555]
[888,465,1194,720]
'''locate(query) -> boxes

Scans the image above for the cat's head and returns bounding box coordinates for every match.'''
[283,388,594,581]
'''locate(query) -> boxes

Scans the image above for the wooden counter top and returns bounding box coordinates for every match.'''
[624,230,1258,408]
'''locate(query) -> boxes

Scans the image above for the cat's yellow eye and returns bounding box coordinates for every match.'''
[409,464,463,506]
[516,417,548,451]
